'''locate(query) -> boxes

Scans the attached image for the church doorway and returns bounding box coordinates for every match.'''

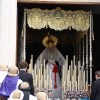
[17,3,100,81]
[17,3,100,99]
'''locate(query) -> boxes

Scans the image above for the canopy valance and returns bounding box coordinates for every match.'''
[27,7,90,31]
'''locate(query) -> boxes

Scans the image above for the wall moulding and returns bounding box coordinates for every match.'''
[17,0,100,5]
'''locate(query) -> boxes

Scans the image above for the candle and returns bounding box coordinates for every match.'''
[43,60,45,88]
[64,65,66,86]
[67,70,69,90]
[69,65,71,89]
[35,75,37,90]
[41,75,43,89]
[47,75,49,89]
[78,61,81,91]
[62,65,64,89]
[73,55,75,67]
[71,61,73,82]
[74,65,76,86]
[72,75,74,90]
[50,69,51,89]
[64,81,65,91]
[70,81,71,91]
[40,64,42,89]
[45,80,46,89]
[47,65,48,89]
[34,64,36,79]
[79,69,81,91]
[31,55,33,66]
[66,64,68,89]
[78,74,80,91]
[81,66,83,90]
[86,81,88,91]
[40,54,42,65]
[76,81,77,91]
[50,80,52,90]
[65,55,68,87]
[38,69,40,90]
[83,70,85,91]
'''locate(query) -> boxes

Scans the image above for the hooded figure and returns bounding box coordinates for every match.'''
[0,66,22,99]
[8,90,24,100]
[19,82,37,100]
[37,92,47,100]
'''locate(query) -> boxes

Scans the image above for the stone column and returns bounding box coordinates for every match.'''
[0,0,17,66]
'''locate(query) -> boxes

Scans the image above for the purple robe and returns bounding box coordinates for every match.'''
[0,75,19,96]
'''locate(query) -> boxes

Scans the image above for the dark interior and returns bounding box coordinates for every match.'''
[17,3,100,81]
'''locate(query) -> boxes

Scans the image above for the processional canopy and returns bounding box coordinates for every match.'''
[27,7,90,31]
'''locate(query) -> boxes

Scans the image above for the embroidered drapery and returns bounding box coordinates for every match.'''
[27,7,90,31]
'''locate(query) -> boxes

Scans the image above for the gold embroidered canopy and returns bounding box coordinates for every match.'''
[27,7,90,31]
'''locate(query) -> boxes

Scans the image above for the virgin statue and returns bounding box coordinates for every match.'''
[35,33,65,99]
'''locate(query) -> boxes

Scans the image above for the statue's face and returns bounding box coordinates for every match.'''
[49,59,55,64]
[47,43,54,48]
[48,47,54,51]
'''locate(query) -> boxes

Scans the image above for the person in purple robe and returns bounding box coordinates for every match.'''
[0,66,22,100]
